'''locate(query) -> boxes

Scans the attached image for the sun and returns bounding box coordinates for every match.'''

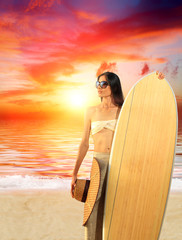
[55,86,95,111]
[70,92,85,107]
[68,89,88,109]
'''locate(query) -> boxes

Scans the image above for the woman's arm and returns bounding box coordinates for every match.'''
[71,106,92,197]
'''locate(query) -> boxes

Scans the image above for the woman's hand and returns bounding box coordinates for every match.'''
[156,71,165,80]
[71,174,77,198]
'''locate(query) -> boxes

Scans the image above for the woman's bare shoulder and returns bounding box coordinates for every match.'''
[85,105,100,120]
[86,104,100,113]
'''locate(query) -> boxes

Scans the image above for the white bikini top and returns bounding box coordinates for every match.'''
[91,119,118,135]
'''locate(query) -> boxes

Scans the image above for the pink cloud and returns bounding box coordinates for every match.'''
[140,63,150,76]
[96,61,117,77]
[73,10,107,23]
[25,61,77,85]
[26,0,61,12]
[162,61,180,78]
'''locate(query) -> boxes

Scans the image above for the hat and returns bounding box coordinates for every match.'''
[73,179,90,202]
[82,158,101,226]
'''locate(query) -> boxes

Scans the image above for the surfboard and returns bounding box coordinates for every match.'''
[103,71,178,240]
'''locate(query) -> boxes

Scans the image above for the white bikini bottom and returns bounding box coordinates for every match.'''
[93,151,110,161]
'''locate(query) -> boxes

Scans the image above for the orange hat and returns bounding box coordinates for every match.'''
[82,158,101,226]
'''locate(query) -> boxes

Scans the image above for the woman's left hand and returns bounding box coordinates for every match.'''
[156,71,165,80]
[71,174,77,198]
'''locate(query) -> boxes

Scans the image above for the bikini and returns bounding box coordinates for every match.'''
[91,119,118,135]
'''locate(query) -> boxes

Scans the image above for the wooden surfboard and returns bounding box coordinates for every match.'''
[103,71,178,240]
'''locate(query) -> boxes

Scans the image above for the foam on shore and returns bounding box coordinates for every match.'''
[0,175,182,191]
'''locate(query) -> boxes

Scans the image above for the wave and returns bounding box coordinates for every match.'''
[0,175,181,192]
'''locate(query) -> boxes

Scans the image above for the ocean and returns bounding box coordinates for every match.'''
[0,118,181,191]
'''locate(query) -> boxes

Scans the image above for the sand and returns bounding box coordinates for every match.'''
[0,189,85,240]
[0,189,181,240]
[159,191,182,240]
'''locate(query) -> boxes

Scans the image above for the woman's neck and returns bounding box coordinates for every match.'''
[101,96,116,109]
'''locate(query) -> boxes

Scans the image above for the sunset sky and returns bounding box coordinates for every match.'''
[0,0,182,124]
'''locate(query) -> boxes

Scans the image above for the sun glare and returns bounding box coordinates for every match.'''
[56,86,96,111]
[68,89,88,109]
[71,93,84,106]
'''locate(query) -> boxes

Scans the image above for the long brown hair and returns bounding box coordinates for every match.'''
[97,71,124,107]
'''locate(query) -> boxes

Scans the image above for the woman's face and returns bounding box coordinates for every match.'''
[97,75,112,98]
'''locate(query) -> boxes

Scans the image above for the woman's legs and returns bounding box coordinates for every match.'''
[84,152,110,240]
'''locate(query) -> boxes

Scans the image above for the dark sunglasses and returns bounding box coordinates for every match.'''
[95,80,109,89]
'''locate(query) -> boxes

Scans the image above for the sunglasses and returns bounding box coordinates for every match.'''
[95,80,109,89]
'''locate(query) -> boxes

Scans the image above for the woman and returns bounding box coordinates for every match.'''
[71,71,124,240]
[71,70,165,239]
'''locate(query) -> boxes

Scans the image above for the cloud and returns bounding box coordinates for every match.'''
[1,2,179,84]
[50,47,151,64]
[171,65,179,77]
[162,61,180,78]
[73,6,182,58]
[156,58,168,63]
[0,1,182,117]
[25,61,77,85]
[140,63,150,76]
[7,98,59,108]
[8,98,42,106]
[25,0,61,12]
[74,10,106,22]
[0,80,85,100]
[96,61,117,77]
[0,87,54,99]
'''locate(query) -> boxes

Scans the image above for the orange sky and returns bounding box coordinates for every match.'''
[0,0,182,124]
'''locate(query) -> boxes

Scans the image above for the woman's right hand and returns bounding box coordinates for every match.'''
[71,174,77,198]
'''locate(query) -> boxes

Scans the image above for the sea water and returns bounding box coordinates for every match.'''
[0,118,182,191]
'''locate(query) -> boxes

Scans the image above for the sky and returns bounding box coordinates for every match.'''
[0,0,182,124]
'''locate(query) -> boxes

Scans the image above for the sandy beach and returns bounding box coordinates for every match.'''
[159,191,182,240]
[0,188,181,240]
[0,189,85,240]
